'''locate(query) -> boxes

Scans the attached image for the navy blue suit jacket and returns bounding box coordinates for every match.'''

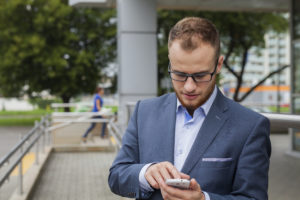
[108,89,271,199]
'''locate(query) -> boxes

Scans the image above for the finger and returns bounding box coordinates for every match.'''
[145,174,159,189]
[159,165,172,180]
[161,181,186,199]
[161,189,183,200]
[151,170,165,188]
[165,163,181,179]
[179,172,190,180]
[161,186,182,200]
[189,178,201,192]
[145,164,164,189]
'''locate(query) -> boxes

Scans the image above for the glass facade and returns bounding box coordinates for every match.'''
[295,97,300,114]
[293,42,300,93]
[293,0,300,39]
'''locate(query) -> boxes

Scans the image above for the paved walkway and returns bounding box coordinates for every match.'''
[27,134,300,200]
[1,131,300,199]
[269,134,300,200]
[28,151,127,200]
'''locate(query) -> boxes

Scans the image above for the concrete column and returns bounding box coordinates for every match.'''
[117,0,157,130]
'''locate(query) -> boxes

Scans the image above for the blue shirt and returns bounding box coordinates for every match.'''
[174,86,217,171]
[92,94,103,112]
[139,86,218,199]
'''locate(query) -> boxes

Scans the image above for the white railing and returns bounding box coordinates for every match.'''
[262,113,300,129]
[0,115,51,195]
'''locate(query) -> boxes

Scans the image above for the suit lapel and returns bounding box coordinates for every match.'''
[181,90,229,174]
[160,93,177,164]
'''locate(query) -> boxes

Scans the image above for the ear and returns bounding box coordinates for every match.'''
[216,56,224,74]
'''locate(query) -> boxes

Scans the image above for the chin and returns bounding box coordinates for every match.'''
[181,99,203,110]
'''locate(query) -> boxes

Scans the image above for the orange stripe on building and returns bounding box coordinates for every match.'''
[230,85,290,93]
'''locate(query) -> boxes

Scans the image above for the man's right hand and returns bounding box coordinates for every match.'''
[144,161,190,189]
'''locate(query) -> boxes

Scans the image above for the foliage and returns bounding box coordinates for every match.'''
[29,97,62,109]
[0,0,116,110]
[157,10,288,101]
[214,12,289,102]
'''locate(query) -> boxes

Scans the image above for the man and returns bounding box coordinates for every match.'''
[108,17,271,200]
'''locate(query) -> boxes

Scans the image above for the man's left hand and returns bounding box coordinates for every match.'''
[160,178,205,200]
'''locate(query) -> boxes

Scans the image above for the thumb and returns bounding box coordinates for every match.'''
[189,178,201,191]
[180,172,190,180]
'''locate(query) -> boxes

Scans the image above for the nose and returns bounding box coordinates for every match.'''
[184,77,197,93]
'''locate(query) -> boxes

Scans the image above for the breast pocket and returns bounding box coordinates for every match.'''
[200,158,233,168]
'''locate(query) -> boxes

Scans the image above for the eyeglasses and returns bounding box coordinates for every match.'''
[168,61,218,83]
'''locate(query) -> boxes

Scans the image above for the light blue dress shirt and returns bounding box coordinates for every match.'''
[139,86,218,199]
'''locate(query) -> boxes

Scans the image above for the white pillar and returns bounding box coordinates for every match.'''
[117,0,157,130]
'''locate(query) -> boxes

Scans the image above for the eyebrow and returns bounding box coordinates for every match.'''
[171,69,211,75]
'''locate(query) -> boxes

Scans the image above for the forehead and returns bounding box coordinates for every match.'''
[169,40,216,72]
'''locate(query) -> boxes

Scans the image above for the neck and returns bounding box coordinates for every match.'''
[187,108,194,117]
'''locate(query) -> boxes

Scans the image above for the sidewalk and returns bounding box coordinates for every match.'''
[28,151,128,200]
[269,134,300,200]
[2,133,300,200]
[27,134,300,200]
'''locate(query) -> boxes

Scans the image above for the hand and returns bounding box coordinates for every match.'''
[145,161,190,189]
[160,178,205,200]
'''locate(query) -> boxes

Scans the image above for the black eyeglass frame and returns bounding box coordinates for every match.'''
[168,59,219,83]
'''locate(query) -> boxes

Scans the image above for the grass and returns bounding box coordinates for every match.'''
[0,117,42,126]
[0,109,51,126]
[0,106,118,126]
[105,105,118,114]
[268,106,290,113]
[0,109,50,116]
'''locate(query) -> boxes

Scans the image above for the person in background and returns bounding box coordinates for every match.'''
[82,87,106,142]
[108,17,271,200]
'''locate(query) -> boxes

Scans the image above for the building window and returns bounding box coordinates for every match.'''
[293,42,300,93]
[293,0,300,39]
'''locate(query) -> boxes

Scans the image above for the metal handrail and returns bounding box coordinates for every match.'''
[50,111,122,149]
[0,115,51,194]
[0,130,42,187]
[0,117,47,168]
[125,101,300,130]
[51,110,113,117]
[261,113,300,129]
[107,117,122,149]
[49,112,111,132]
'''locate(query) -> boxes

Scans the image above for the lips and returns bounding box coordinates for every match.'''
[183,93,198,100]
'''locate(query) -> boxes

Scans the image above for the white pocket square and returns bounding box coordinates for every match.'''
[202,158,232,162]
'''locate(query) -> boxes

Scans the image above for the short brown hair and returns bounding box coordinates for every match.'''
[168,17,220,59]
[95,87,103,93]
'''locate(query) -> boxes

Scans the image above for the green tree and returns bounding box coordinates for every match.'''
[157,10,288,101]
[0,0,116,111]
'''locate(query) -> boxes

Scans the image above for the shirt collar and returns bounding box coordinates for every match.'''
[176,85,218,116]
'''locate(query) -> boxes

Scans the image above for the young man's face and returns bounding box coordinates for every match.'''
[168,39,223,114]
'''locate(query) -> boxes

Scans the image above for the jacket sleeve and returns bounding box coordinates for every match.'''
[208,116,271,200]
[108,101,152,199]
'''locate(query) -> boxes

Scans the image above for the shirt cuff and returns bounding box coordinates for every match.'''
[139,163,154,192]
[203,191,210,200]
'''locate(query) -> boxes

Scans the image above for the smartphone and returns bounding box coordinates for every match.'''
[165,179,190,189]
